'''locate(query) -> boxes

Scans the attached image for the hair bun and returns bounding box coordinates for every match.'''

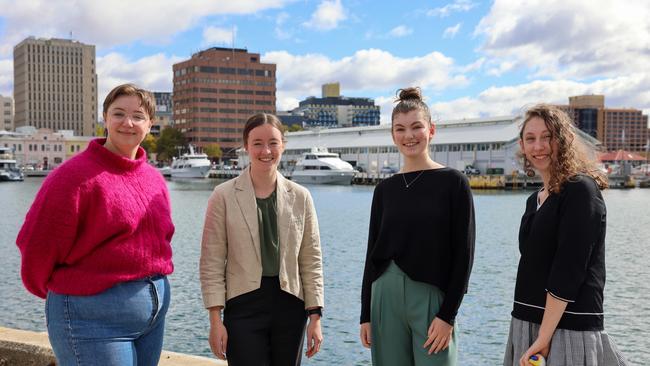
[396,87,423,103]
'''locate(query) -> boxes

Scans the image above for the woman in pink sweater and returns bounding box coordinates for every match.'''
[16,84,175,366]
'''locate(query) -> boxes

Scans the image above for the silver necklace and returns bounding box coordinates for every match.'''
[402,170,425,188]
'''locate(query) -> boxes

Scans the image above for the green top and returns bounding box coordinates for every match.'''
[256,190,280,276]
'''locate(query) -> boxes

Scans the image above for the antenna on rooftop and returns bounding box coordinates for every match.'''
[69,31,73,40]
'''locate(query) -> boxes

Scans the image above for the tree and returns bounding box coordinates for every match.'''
[156,127,186,162]
[288,124,304,132]
[204,143,223,162]
[140,134,157,155]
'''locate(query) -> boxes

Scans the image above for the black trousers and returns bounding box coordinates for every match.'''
[224,276,307,366]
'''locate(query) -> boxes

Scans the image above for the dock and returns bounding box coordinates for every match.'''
[0,326,226,366]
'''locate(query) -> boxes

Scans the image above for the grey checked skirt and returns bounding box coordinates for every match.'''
[503,317,629,366]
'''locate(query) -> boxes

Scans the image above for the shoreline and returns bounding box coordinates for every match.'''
[0,326,227,366]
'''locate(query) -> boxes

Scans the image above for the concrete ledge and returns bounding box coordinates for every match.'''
[0,327,227,365]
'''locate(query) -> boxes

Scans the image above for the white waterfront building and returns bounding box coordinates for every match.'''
[239,115,601,175]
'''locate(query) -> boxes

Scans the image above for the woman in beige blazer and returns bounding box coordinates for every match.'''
[200,113,324,365]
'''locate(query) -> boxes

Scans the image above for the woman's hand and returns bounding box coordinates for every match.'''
[518,293,567,365]
[207,307,227,360]
[360,322,372,348]
[423,317,453,354]
[519,339,550,366]
[305,314,323,358]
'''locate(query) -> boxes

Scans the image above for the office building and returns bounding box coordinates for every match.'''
[152,92,173,136]
[558,95,649,152]
[0,95,13,131]
[294,84,380,128]
[13,37,98,136]
[172,47,276,158]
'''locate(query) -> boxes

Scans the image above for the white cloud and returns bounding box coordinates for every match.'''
[475,0,650,79]
[303,0,347,31]
[429,74,650,120]
[264,48,469,111]
[486,60,515,77]
[0,59,13,97]
[443,23,461,39]
[388,25,413,38]
[427,0,477,17]
[0,0,291,57]
[202,26,237,47]
[275,12,292,40]
[96,52,183,112]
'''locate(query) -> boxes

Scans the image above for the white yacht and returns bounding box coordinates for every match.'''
[291,147,356,185]
[170,146,212,178]
[0,147,24,182]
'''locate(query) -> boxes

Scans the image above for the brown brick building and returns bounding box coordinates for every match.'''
[172,47,276,158]
[557,95,649,152]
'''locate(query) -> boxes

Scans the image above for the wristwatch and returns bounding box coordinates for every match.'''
[306,307,323,318]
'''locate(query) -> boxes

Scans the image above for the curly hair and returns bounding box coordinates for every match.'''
[519,104,608,193]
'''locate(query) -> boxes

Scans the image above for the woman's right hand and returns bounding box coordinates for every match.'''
[209,320,228,360]
[360,322,372,348]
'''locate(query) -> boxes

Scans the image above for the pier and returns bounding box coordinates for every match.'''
[0,326,226,366]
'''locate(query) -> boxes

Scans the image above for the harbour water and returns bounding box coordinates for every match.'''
[1,178,648,365]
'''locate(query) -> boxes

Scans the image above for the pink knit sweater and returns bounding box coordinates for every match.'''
[17,139,175,299]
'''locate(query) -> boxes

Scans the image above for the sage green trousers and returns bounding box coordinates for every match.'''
[370,261,457,366]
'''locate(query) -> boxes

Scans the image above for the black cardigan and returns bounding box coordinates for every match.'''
[512,175,606,331]
[360,168,475,325]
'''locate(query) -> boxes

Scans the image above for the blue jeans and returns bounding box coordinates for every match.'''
[46,275,170,366]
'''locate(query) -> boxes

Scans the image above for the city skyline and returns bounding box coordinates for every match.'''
[0,0,649,125]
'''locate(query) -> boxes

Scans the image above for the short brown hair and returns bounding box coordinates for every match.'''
[242,113,285,145]
[103,83,156,121]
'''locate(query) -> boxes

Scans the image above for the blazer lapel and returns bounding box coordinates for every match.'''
[276,172,295,258]
[234,168,261,264]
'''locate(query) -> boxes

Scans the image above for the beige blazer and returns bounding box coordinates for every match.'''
[200,167,324,310]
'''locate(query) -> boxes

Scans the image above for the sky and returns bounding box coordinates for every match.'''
[0,0,649,124]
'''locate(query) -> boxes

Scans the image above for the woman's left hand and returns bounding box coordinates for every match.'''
[519,338,550,366]
[423,317,453,354]
[305,314,323,358]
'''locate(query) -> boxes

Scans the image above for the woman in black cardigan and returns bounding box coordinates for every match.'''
[504,104,628,366]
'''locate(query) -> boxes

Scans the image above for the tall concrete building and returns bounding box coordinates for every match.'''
[13,37,98,136]
[0,95,13,131]
[172,47,276,158]
[558,95,649,152]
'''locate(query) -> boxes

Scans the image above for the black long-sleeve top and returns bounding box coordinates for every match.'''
[360,168,475,325]
[512,175,606,331]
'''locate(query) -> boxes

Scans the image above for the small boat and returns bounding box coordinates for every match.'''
[0,147,24,182]
[291,147,355,185]
[157,166,172,177]
[170,146,211,178]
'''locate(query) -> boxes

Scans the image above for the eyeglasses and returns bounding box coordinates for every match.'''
[108,111,150,124]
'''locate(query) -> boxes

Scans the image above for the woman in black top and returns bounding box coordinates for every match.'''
[504,105,628,366]
[360,87,475,366]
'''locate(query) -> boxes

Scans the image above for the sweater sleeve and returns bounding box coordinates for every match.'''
[546,178,604,302]
[436,175,475,325]
[360,183,383,323]
[16,171,82,299]
[199,187,229,309]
